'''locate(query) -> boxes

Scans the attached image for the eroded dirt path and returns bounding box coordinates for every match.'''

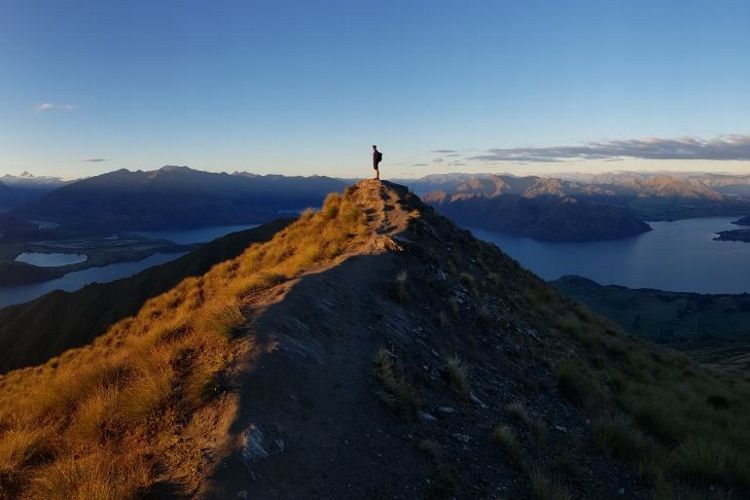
[205,181,429,498]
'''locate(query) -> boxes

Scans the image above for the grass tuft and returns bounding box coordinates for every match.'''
[373,348,419,416]
[445,356,469,399]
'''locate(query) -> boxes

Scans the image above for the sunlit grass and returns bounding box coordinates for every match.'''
[0,188,371,497]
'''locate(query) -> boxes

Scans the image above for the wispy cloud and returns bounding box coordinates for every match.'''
[431,149,458,154]
[412,163,429,167]
[35,102,75,112]
[83,158,107,162]
[469,135,750,162]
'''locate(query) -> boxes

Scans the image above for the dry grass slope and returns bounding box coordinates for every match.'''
[0,192,369,498]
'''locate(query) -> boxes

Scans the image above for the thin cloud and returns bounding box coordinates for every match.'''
[84,158,107,162]
[469,135,750,162]
[431,149,458,154]
[412,163,429,167]
[433,157,444,163]
[35,102,75,112]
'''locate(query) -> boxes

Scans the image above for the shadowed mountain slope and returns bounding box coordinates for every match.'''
[0,181,747,499]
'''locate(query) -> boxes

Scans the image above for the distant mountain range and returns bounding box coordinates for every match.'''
[13,166,346,230]
[425,190,651,241]
[4,167,750,240]
[0,172,69,209]
[419,173,750,240]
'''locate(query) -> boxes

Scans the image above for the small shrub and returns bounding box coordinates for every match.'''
[528,466,573,500]
[669,437,748,487]
[591,415,652,463]
[448,297,460,315]
[492,424,519,459]
[69,385,119,441]
[321,193,342,220]
[705,394,731,410]
[477,304,493,325]
[459,272,476,291]
[29,450,150,499]
[197,302,245,338]
[0,428,51,474]
[438,311,450,328]
[426,467,459,498]
[445,356,469,399]
[418,438,441,460]
[557,362,600,408]
[629,396,685,444]
[506,401,546,442]
[390,271,409,303]
[373,348,419,416]
[506,401,532,426]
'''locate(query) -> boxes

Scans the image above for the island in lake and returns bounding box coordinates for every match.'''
[714,215,750,242]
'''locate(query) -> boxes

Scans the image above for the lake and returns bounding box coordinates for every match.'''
[14,252,88,267]
[0,224,257,309]
[129,224,258,245]
[471,216,750,294]
[0,253,185,309]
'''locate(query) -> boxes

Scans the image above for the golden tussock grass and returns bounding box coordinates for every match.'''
[0,190,370,498]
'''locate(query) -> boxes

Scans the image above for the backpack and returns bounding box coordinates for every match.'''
[375,151,383,162]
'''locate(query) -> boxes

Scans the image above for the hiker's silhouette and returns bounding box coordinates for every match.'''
[371,145,382,180]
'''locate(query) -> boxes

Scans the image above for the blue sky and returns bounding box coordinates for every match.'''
[1,0,749,179]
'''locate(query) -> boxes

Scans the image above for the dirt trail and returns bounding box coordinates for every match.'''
[205,181,429,498]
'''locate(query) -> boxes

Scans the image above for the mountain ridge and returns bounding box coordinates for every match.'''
[0,180,747,498]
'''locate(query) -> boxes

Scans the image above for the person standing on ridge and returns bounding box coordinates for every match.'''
[371,145,383,180]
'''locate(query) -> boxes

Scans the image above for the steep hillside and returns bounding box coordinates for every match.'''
[13,167,345,230]
[0,181,747,499]
[0,219,292,374]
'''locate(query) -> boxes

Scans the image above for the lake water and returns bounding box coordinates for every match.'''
[14,252,88,267]
[0,224,258,309]
[129,224,258,245]
[0,253,184,309]
[471,216,750,294]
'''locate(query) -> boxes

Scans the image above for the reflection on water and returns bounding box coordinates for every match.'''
[471,217,750,294]
[14,252,88,267]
